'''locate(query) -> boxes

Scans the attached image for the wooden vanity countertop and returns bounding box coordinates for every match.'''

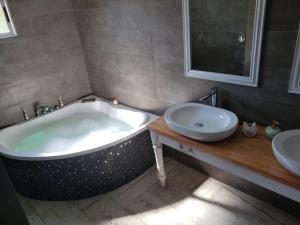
[147,117,300,191]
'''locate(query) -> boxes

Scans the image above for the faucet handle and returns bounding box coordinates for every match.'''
[198,87,217,107]
[21,107,29,121]
[58,96,64,107]
[35,105,45,117]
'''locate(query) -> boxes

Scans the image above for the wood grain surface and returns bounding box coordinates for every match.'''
[147,117,300,190]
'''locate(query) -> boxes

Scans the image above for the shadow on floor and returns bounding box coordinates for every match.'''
[18,157,300,225]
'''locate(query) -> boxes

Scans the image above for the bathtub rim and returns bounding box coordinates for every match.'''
[0,96,158,161]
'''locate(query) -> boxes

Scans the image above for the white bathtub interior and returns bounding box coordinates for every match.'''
[0,100,153,159]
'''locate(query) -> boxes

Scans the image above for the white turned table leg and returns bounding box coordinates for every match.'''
[150,131,166,187]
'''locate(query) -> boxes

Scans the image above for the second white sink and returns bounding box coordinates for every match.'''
[272,130,300,176]
[164,103,238,142]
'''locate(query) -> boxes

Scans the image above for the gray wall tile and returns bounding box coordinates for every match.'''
[262,31,297,69]
[72,0,300,130]
[115,29,153,56]
[152,29,183,58]
[9,0,73,17]
[0,0,91,127]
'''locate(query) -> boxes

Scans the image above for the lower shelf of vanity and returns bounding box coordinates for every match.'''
[147,117,300,203]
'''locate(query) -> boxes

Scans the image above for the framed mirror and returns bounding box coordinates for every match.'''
[183,0,266,87]
[289,23,300,94]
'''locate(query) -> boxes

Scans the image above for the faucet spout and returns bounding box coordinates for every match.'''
[35,105,54,117]
[198,87,217,107]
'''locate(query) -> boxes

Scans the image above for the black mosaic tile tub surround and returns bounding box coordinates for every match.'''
[2,131,155,201]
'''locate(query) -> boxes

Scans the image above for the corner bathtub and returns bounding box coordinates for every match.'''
[0,98,156,200]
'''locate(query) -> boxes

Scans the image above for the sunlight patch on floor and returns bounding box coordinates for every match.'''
[18,158,300,225]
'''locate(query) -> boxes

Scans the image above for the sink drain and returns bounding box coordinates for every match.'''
[194,122,204,127]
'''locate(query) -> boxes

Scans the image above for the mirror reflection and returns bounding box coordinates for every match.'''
[190,0,256,76]
[288,23,300,94]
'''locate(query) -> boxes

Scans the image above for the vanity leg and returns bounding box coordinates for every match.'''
[153,143,166,187]
[150,132,166,187]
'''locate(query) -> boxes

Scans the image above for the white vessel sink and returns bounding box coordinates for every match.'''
[164,103,238,142]
[272,130,300,176]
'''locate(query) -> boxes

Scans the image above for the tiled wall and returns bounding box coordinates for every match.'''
[0,0,91,127]
[1,0,299,129]
[72,0,300,130]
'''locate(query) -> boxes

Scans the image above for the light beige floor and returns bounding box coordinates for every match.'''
[18,157,300,225]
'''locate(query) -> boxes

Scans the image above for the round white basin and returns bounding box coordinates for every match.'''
[164,103,238,142]
[272,130,300,176]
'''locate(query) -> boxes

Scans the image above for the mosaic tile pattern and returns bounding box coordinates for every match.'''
[2,131,155,200]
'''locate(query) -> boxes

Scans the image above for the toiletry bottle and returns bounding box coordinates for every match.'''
[265,121,281,139]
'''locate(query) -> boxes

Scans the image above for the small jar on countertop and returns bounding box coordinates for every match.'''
[265,121,282,139]
[242,122,257,137]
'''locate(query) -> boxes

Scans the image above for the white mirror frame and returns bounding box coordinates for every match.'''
[183,0,266,87]
[288,23,300,94]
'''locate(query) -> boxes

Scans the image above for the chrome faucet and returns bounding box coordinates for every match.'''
[34,96,64,117]
[35,105,54,117]
[198,87,217,107]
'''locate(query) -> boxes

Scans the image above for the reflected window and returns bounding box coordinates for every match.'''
[0,0,17,39]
